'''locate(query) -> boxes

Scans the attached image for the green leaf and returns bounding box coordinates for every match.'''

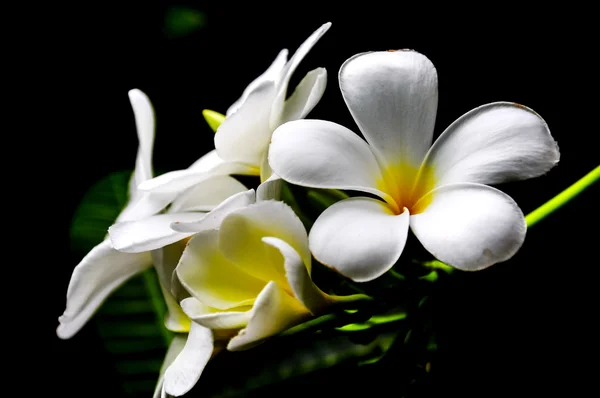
[198,328,400,397]
[69,171,172,396]
[306,188,349,212]
[70,170,131,254]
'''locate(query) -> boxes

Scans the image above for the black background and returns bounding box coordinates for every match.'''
[44,2,598,397]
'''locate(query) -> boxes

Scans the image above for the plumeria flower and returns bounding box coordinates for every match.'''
[269,50,560,282]
[135,22,331,206]
[57,89,163,338]
[161,199,355,396]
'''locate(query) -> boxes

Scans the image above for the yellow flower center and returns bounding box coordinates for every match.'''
[377,161,436,215]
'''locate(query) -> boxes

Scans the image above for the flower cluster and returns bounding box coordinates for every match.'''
[57,22,559,397]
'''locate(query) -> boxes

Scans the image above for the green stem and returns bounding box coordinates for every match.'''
[142,269,173,347]
[525,164,600,227]
[280,309,371,337]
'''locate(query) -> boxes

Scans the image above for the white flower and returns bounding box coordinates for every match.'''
[161,200,341,396]
[135,22,331,205]
[216,22,331,182]
[269,50,560,282]
[57,89,160,338]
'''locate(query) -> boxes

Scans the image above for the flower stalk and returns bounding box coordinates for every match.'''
[525,164,600,228]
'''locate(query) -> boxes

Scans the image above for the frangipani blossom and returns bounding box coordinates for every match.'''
[162,200,349,396]
[215,22,330,182]
[57,89,160,339]
[135,22,331,207]
[270,50,560,282]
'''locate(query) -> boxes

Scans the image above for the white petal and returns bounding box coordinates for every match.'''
[116,192,166,223]
[129,172,215,218]
[188,150,223,172]
[180,297,251,330]
[215,81,277,166]
[262,237,332,314]
[163,322,213,397]
[219,200,311,278]
[270,22,331,128]
[170,189,256,233]
[188,149,258,175]
[410,183,527,271]
[56,239,152,339]
[134,159,255,217]
[226,49,289,117]
[109,213,205,253]
[309,197,410,282]
[420,102,560,188]
[339,50,438,168]
[270,119,392,204]
[256,174,282,201]
[168,175,247,213]
[227,282,311,351]
[280,67,327,124]
[153,334,187,398]
[128,89,155,191]
[116,89,157,222]
[176,229,265,310]
[151,241,191,332]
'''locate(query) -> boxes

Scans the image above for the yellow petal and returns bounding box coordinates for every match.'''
[227,282,311,351]
[176,229,265,310]
[219,201,311,283]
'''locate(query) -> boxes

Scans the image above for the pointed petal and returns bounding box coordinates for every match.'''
[116,89,157,222]
[109,213,205,253]
[128,89,155,190]
[227,282,311,351]
[151,241,191,332]
[227,49,288,117]
[410,183,526,271]
[309,197,410,282]
[262,237,333,314]
[56,239,152,339]
[270,22,331,127]
[420,102,560,188]
[270,119,392,204]
[339,50,438,168]
[176,229,265,310]
[280,67,327,124]
[256,174,282,201]
[215,81,277,166]
[180,297,251,330]
[170,189,255,233]
[219,200,311,280]
[168,175,247,213]
[163,322,213,397]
